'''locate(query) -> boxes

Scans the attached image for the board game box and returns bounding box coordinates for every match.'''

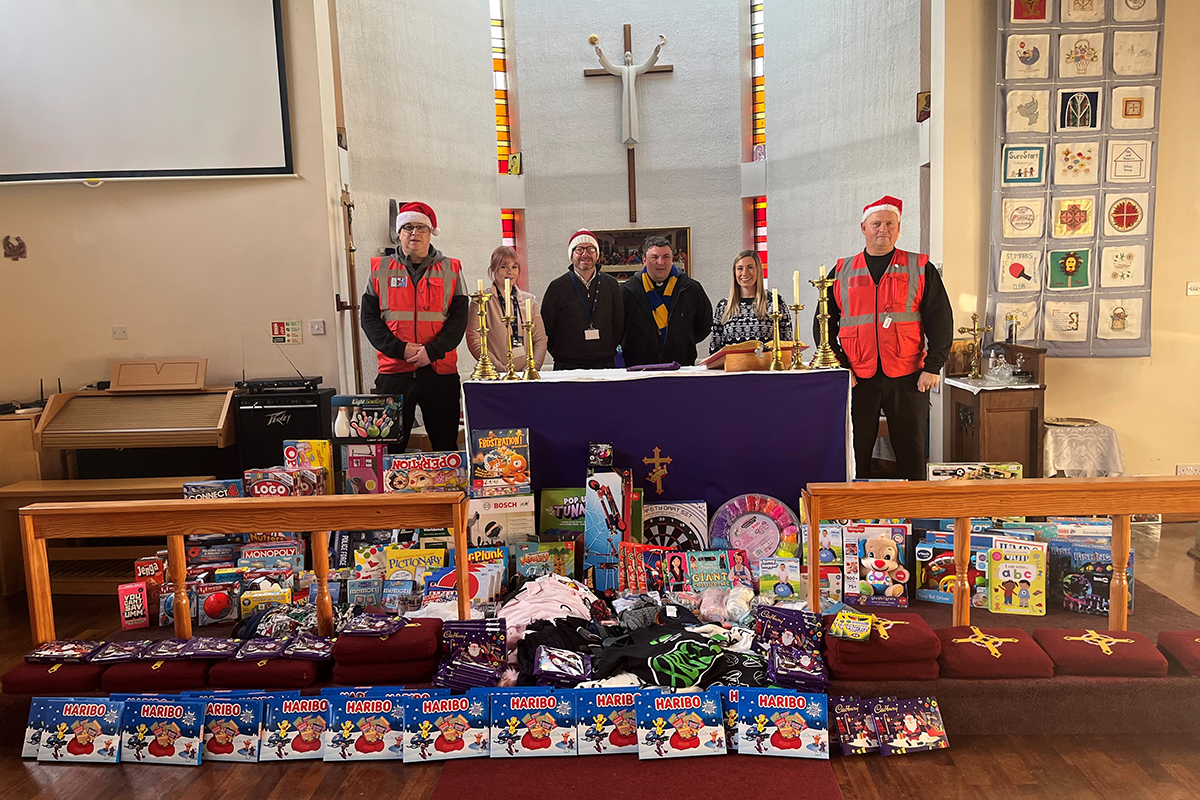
[182,480,244,500]
[469,428,531,497]
[383,451,468,493]
[737,689,828,758]
[402,690,491,763]
[283,440,335,495]
[119,698,206,765]
[514,542,576,579]
[538,488,586,534]
[332,395,402,443]
[635,690,725,760]
[467,496,536,546]
[575,688,643,755]
[490,689,576,757]
[384,546,446,583]
[36,699,123,764]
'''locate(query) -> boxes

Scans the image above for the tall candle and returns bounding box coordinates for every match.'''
[504,278,512,317]
[773,288,780,314]
[477,278,483,294]
[525,298,532,321]
[793,270,800,305]
[820,264,826,280]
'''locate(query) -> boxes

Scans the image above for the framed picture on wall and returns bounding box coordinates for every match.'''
[589,226,692,284]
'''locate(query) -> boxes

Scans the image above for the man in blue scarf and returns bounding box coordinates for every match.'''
[620,235,712,367]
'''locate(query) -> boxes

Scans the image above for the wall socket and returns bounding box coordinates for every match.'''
[112,325,127,340]
[1177,464,1200,476]
[1187,281,1200,296]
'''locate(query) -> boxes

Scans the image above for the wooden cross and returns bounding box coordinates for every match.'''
[642,446,672,495]
[957,312,993,379]
[584,24,673,223]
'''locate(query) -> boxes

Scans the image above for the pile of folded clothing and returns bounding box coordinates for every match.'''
[823,611,941,681]
[330,614,443,686]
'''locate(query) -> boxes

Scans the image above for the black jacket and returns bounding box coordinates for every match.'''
[620,271,713,367]
[541,267,625,365]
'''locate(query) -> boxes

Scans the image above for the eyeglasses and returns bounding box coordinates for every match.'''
[573,246,597,255]
[400,224,430,235]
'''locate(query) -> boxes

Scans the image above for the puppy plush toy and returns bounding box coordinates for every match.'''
[858,535,909,597]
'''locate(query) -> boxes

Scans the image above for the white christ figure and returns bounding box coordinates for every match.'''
[593,34,666,147]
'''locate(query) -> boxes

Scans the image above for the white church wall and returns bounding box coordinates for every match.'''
[766,1,923,327]
[336,0,500,384]
[511,0,744,351]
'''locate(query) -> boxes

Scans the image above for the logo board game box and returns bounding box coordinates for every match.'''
[575,688,643,755]
[737,689,829,758]
[403,689,491,762]
[262,695,330,760]
[383,452,468,493]
[469,428,531,497]
[490,689,576,757]
[635,690,725,759]
[467,495,535,546]
[119,698,206,765]
[36,699,123,764]
[332,395,402,443]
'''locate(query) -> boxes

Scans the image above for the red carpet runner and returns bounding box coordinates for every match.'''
[430,754,843,800]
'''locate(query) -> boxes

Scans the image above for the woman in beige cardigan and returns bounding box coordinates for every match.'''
[467,246,548,371]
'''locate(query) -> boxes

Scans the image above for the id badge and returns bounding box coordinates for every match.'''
[584,328,600,341]
[882,315,893,329]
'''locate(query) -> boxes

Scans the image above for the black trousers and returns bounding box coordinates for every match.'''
[374,368,461,453]
[851,369,929,481]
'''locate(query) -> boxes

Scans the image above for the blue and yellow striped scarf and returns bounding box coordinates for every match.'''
[641,267,679,345]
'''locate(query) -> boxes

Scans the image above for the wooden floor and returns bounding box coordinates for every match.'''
[2,523,1198,800]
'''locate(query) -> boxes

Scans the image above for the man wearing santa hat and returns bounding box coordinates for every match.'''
[540,229,625,369]
[820,196,953,480]
[361,201,468,451]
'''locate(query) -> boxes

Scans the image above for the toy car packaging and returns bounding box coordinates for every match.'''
[576,688,643,755]
[635,689,725,760]
[323,695,406,761]
[737,689,829,758]
[403,689,491,763]
[469,428,531,497]
[262,695,330,761]
[36,699,123,764]
[119,698,206,766]
[383,452,468,493]
[490,689,576,757]
[332,395,402,443]
[199,696,264,762]
[843,523,911,609]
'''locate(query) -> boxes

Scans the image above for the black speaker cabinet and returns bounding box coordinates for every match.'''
[235,388,335,472]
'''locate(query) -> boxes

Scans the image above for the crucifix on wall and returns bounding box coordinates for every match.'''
[584,24,673,222]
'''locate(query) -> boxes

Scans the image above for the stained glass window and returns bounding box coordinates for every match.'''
[501,209,516,247]
[750,2,767,284]
[491,0,512,175]
[755,197,768,282]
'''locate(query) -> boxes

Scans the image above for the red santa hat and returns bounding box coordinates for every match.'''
[568,229,599,261]
[862,195,903,222]
[395,201,439,235]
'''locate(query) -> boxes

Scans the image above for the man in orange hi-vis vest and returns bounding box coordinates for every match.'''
[361,201,468,452]
[818,196,953,480]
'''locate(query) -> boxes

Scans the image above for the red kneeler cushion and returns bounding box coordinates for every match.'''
[101,659,212,693]
[826,649,939,681]
[823,613,941,664]
[936,626,1054,679]
[332,618,442,665]
[1033,628,1168,677]
[209,658,319,690]
[331,656,440,686]
[1156,630,1200,677]
[2,662,107,694]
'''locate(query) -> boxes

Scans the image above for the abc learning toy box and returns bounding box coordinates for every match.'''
[470,428,532,497]
[383,452,468,493]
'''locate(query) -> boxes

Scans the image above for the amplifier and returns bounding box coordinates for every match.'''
[234,388,335,472]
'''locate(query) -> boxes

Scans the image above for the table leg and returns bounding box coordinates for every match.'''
[167,534,192,640]
[952,516,972,627]
[21,515,55,645]
[453,496,470,621]
[803,493,821,611]
[312,530,334,636]
[1109,514,1132,632]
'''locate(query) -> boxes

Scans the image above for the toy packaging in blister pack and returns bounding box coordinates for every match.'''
[635,689,725,760]
[490,689,576,757]
[575,688,643,755]
[469,428,532,497]
[119,698,206,766]
[402,689,491,763]
[737,689,829,758]
[843,523,911,609]
[383,452,468,493]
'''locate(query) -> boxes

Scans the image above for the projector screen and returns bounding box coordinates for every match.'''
[0,0,291,182]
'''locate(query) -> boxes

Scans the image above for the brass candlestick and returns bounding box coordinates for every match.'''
[808,267,842,369]
[469,290,499,380]
[768,301,787,371]
[957,312,993,379]
[521,320,541,380]
[500,314,520,380]
[788,303,808,370]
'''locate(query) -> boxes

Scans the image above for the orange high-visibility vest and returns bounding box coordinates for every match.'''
[369,254,461,374]
[832,249,928,379]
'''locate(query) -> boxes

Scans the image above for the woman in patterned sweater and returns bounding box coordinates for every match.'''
[709,250,793,353]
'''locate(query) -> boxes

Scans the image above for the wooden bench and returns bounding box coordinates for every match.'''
[20,491,471,644]
[0,477,212,596]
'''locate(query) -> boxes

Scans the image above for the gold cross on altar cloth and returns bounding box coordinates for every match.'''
[642,447,672,495]
[1062,629,1134,656]
[871,618,909,640]
[952,626,1019,659]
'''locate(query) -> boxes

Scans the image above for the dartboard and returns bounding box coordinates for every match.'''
[642,514,706,550]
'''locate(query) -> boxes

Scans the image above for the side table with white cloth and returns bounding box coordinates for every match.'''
[1043,420,1126,477]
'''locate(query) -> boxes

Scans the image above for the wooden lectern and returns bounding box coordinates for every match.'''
[947,344,1046,478]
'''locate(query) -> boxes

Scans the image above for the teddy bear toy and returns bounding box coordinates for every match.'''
[858,535,909,597]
